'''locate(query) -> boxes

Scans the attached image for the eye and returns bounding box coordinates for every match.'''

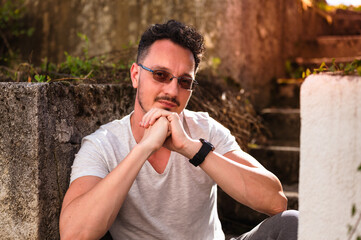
[153,70,169,81]
[179,77,193,89]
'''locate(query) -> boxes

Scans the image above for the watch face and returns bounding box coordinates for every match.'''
[200,138,215,150]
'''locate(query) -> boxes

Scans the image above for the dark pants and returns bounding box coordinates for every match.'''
[102,210,299,240]
[231,210,299,240]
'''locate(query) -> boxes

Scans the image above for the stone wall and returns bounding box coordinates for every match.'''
[0,82,135,239]
[19,0,321,109]
[299,74,361,239]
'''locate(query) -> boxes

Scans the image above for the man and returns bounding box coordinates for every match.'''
[59,20,298,240]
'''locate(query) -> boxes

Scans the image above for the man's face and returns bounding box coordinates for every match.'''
[131,39,195,115]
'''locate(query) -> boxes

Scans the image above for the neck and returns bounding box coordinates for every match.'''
[130,104,146,144]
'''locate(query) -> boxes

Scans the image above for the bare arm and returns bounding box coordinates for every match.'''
[203,150,287,215]
[177,138,287,216]
[59,117,169,240]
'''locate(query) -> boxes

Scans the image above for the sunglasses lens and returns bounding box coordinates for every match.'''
[152,70,170,82]
[148,67,196,90]
[178,77,193,90]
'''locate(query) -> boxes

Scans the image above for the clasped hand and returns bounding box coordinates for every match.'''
[139,108,191,154]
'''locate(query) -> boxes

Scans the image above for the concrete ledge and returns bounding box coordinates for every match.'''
[0,82,135,239]
[299,74,361,239]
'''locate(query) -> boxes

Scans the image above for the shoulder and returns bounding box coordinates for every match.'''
[79,114,132,154]
[86,114,131,141]
[183,109,240,154]
[182,109,226,139]
[183,109,225,131]
[183,109,211,124]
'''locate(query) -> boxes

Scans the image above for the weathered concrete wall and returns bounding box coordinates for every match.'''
[20,0,314,109]
[299,74,361,239]
[0,82,135,239]
[0,84,41,239]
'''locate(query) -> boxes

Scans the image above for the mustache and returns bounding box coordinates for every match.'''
[154,96,180,107]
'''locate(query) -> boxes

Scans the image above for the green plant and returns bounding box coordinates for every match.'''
[34,74,51,83]
[1,32,136,83]
[285,60,304,79]
[0,0,34,66]
[57,33,102,78]
[303,58,361,78]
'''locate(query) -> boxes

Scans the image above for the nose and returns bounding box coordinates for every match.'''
[163,77,179,96]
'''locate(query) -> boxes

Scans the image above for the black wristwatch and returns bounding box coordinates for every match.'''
[189,138,215,167]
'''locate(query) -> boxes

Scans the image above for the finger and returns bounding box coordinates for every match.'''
[140,108,157,128]
[166,112,179,123]
[149,110,172,126]
[141,108,171,128]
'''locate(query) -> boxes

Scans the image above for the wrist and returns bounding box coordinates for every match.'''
[135,142,157,158]
[179,138,202,159]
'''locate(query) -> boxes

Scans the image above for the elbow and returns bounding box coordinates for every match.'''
[60,230,93,240]
[60,223,108,240]
[60,221,93,240]
[268,191,288,216]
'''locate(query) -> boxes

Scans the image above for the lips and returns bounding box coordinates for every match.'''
[154,96,180,109]
[157,100,178,109]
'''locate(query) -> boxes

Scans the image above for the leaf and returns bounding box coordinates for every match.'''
[358,164,361,171]
[332,58,336,66]
[357,66,361,76]
[34,74,46,82]
[352,204,356,217]
[344,63,354,74]
[314,62,327,73]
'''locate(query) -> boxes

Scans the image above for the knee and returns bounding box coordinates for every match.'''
[279,210,299,229]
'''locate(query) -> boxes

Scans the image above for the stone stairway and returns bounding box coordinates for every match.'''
[296,35,361,70]
[221,8,361,237]
[220,79,301,238]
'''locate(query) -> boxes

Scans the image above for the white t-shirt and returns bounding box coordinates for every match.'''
[70,109,241,240]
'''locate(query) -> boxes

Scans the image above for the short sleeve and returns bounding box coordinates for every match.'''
[208,116,242,155]
[70,134,110,184]
[183,110,241,156]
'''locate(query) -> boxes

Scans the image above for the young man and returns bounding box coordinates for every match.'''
[59,20,298,240]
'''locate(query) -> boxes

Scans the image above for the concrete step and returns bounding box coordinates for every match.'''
[260,108,300,143]
[332,9,361,35]
[300,35,361,59]
[270,78,302,108]
[219,185,298,237]
[249,144,299,185]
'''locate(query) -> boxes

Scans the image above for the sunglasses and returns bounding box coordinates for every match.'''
[138,63,198,90]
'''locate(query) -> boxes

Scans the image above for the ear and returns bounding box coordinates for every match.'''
[130,63,140,89]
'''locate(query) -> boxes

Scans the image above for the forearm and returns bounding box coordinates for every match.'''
[180,139,287,216]
[60,144,152,240]
[200,152,287,215]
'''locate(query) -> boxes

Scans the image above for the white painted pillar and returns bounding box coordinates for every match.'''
[299,74,361,240]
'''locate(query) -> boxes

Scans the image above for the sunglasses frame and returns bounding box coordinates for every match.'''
[138,63,198,90]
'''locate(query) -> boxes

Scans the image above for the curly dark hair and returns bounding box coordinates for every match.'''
[137,20,205,72]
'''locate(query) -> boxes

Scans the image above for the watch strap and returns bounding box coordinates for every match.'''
[189,138,214,167]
